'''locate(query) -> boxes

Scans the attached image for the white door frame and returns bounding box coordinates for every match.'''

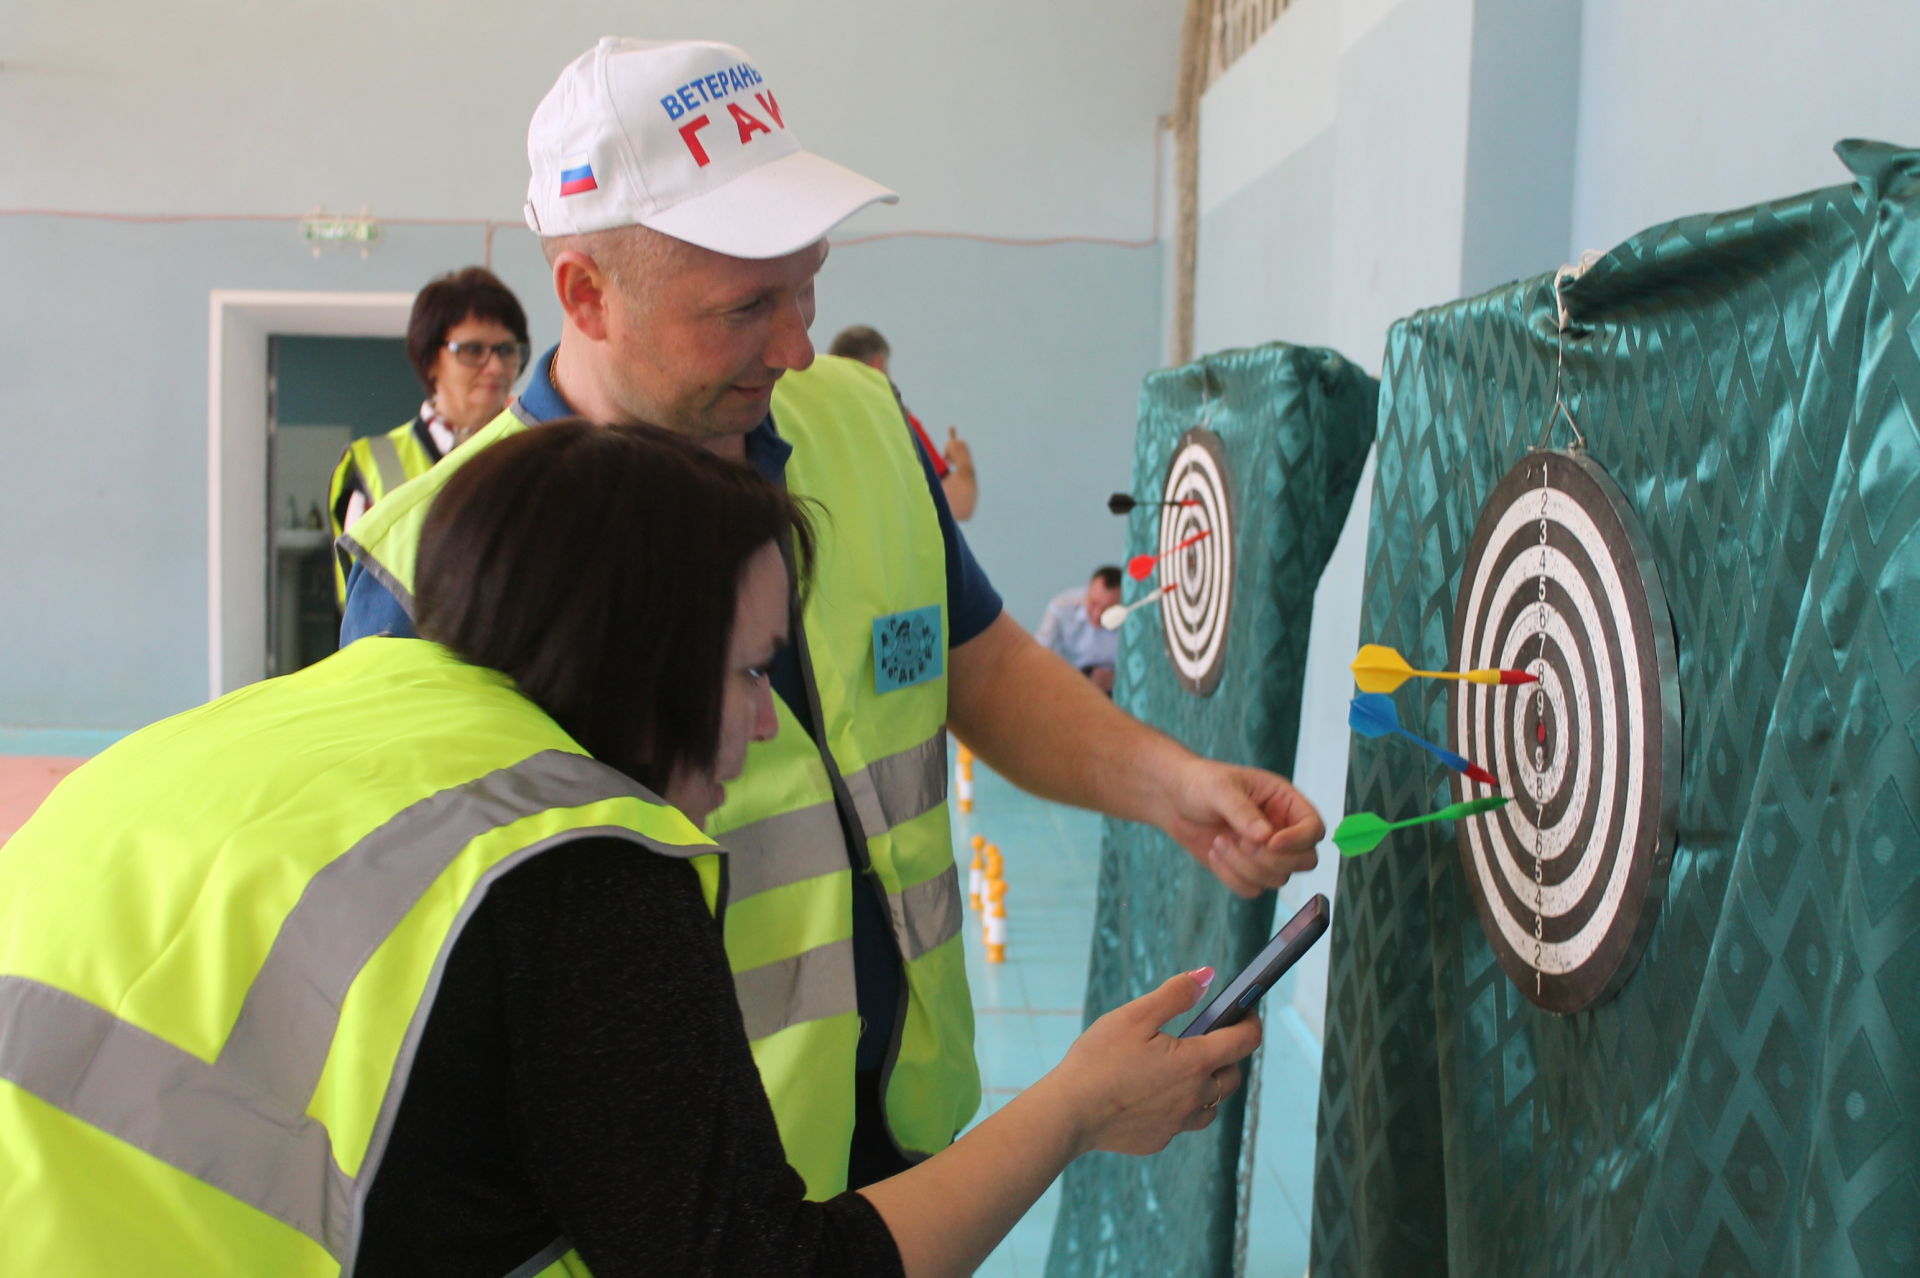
[206,290,414,698]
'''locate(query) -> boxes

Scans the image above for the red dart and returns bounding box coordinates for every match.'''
[1128,529,1212,581]
[1463,763,1500,787]
[1502,669,1539,685]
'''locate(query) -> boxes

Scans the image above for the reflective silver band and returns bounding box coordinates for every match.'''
[222,750,701,1112]
[718,730,949,902]
[0,748,708,1262]
[0,974,355,1256]
[891,866,963,962]
[728,868,962,1042]
[366,434,407,494]
[332,529,414,617]
[733,938,859,1043]
[720,732,954,1040]
[845,732,947,840]
[717,803,846,900]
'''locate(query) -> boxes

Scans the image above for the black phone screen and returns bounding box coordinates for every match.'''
[1178,893,1331,1038]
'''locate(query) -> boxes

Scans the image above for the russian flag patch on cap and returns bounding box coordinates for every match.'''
[559,162,598,197]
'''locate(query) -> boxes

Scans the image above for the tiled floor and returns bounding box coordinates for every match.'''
[955,761,1320,1278]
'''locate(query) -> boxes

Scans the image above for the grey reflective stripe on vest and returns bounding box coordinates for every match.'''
[845,732,947,841]
[732,937,859,1043]
[0,974,355,1255]
[365,434,408,494]
[718,803,845,899]
[222,749,701,1112]
[720,730,948,901]
[890,866,962,962]
[332,525,416,619]
[0,748,709,1265]
[723,733,957,1041]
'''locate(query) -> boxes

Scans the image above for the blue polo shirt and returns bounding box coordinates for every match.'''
[341,346,1000,1071]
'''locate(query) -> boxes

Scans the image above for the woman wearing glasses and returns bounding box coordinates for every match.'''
[0,421,1255,1276]
[325,265,531,603]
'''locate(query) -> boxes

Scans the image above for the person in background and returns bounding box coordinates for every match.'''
[0,421,1257,1276]
[325,266,530,604]
[1037,565,1124,695]
[830,323,978,520]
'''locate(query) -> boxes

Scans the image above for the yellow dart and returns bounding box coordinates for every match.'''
[1349,644,1538,694]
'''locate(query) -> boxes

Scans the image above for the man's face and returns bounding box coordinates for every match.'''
[1085,574,1123,626]
[600,234,827,441]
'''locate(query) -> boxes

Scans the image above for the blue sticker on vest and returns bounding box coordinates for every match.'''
[872,605,943,693]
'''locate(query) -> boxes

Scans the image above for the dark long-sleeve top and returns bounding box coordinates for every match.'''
[355,838,906,1277]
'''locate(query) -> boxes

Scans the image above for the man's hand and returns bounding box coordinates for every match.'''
[1160,757,1323,897]
[942,426,974,475]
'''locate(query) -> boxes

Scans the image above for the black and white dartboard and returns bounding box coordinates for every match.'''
[1449,449,1680,1014]
[1159,427,1235,696]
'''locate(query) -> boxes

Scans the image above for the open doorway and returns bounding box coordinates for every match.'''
[268,334,421,675]
[207,291,414,698]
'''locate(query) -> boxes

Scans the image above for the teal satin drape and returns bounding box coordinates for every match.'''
[1310,140,1920,1278]
[1047,343,1376,1277]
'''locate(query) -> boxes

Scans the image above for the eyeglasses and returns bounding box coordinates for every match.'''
[445,340,529,370]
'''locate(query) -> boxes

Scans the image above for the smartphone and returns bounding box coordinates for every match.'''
[1178,894,1331,1037]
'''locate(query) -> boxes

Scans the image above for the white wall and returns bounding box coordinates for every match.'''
[0,1,1181,730]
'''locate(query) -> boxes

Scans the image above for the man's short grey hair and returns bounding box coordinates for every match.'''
[540,224,692,296]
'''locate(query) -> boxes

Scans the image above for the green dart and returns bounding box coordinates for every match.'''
[1332,796,1510,857]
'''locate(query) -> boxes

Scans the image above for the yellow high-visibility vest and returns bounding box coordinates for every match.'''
[0,637,716,1274]
[326,417,441,606]
[341,356,973,1197]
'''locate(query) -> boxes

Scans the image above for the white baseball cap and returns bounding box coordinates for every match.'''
[524,37,897,259]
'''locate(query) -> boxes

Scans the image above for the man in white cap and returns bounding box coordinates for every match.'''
[340,36,1322,1201]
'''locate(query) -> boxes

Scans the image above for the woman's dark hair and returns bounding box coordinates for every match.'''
[405,267,532,392]
[415,420,814,795]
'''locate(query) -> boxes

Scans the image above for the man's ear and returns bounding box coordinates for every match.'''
[552,249,613,341]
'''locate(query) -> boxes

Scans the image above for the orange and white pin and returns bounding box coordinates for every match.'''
[984,877,1008,964]
[956,743,975,813]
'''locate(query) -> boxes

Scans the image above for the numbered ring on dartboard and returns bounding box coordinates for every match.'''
[1449,449,1680,1014]
[1158,427,1235,696]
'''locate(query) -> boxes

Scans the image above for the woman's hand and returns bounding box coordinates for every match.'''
[1041,968,1263,1158]
[859,968,1262,1276]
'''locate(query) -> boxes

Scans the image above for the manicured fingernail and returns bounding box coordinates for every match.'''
[1189,966,1215,990]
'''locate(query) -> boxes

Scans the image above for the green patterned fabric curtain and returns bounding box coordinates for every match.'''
[1311,141,1920,1277]
[1047,343,1376,1277]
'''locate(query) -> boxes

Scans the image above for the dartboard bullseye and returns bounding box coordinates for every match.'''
[1449,450,1680,1014]
[1158,428,1235,696]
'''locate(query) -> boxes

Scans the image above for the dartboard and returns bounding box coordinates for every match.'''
[1158,427,1235,696]
[1449,449,1680,1014]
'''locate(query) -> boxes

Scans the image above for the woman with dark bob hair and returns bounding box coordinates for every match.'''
[0,421,1257,1276]
[326,265,532,603]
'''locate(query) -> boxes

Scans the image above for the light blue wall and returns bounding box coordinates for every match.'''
[0,209,1158,732]
[814,238,1166,634]
[1,4,1178,737]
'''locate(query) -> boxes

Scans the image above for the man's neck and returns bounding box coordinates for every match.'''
[552,339,754,464]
